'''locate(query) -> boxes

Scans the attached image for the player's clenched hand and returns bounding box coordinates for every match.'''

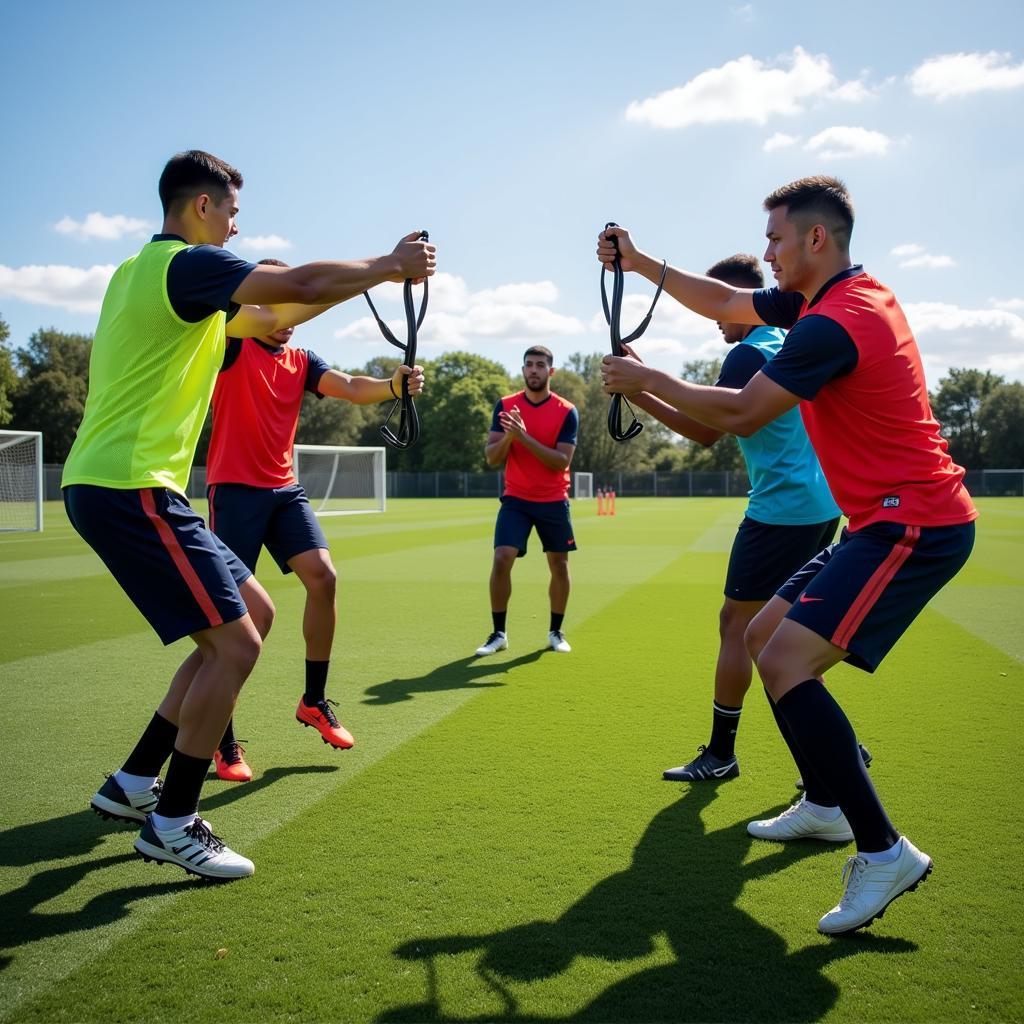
[601,354,649,395]
[499,407,528,440]
[392,364,425,397]
[391,232,437,284]
[597,225,642,273]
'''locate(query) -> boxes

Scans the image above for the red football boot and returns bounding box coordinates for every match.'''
[214,742,253,783]
[295,697,355,749]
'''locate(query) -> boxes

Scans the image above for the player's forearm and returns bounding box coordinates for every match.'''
[485,438,512,467]
[518,434,571,470]
[632,252,759,325]
[264,299,344,332]
[639,368,757,437]
[630,391,722,447]
[340,376,397,405]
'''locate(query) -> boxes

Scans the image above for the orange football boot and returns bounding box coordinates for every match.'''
[214,742,253,783]
[295,697,355,749]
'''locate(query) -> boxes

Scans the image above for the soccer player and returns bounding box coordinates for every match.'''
[64,149,435,879]
[621,253,843,784]
[206,257,425,782]
[476,346,578,656]
[597,176,976,935]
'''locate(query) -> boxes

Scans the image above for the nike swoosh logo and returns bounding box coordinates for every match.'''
[799,594,824,603]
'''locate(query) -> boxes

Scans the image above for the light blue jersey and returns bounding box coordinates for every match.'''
[718,326,840,526]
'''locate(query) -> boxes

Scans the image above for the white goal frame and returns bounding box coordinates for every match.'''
[0,429,43,532]
[573,471,594,500]
[293,444,386,517]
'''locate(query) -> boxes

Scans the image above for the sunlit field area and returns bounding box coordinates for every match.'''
[1,498,1021,1023]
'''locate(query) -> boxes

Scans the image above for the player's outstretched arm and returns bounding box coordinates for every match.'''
[317,364,425,404]
[597,225,762,326]
[601,358,799,437]
[228,231,435,338]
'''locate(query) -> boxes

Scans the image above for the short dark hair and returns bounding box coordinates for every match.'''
[706,253,764,290]
[158,150,244,216]
[763,175,854,251]
[523,346,553,366]
[257,258,289,268]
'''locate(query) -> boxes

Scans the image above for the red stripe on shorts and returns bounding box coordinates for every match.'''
[831,525,920,650]
[140,489,223,629]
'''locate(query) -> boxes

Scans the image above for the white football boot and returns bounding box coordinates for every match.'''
[475,631,508,656]
[548,630,571,653]
[747,797,854,842]
[135,816,254,881]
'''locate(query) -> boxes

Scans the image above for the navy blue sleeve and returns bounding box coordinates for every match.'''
[490,400,504,433]
[221,337,243,372]
[166,245,257,323]
[759,315,859,400]
[304,350,330,399]
[752,287,804,329]
[715,344,767,389]
[556,406,579,445]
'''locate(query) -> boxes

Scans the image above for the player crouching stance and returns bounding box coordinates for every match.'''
[477,346,579,656]
[67,149,435,879]
[598,177,975,934]
[206,258,425,781]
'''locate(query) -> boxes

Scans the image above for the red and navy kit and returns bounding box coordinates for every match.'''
[207,338,329,488]
[491,391,578,503]
[490,391,579,557]
[207,339,330,574]
[752,266,976,669]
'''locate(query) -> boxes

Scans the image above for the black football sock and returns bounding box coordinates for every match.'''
[776,680,899,852]
[492,611,507,634]
[219,717,236,753]
[304,660,329,706]
[765,688,835,807]
[708,701,742,760]
[121,712,178,779]
[550,612,564,633]
[155,749,211,819]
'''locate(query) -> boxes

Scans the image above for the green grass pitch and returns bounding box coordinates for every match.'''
[1,498,1022,1023]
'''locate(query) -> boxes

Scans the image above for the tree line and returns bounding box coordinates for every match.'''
[2,315,1022,471]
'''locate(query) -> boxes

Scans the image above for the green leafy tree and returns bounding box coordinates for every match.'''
[930,368,1004,469]
[0,315,17,427]
[9,327,93,461]
[979,382,1024,467]
[671,358,745,471]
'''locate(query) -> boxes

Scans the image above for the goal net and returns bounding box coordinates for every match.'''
[0,430,43,532]
[293,444,386,516]
[573,471,594,500]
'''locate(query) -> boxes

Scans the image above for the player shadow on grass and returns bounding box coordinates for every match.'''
[0,764,336,965]
[380,784,916,1023]
[362,650,546,706]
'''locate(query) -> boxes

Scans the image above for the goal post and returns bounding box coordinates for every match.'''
[293,444,386,516]
[573,471,594,500]
[0,430,43,532]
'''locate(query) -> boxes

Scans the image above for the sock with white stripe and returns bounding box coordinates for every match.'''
[708,701,742,759]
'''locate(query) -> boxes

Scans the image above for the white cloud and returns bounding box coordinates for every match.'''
[236,234,294,254]
[625,47,871,129]
[0,263,115,313]
[909,51,1024,101]
[890,243,955,269]
[990,298,1024,312]
[905,300,1024,382]
[804,125,891,159]
[731,4,755,23]
[336,274,585,349]
[763,131,800,152]
[54,212,153,242]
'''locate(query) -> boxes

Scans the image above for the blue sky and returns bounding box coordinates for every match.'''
[1,0,1022,385]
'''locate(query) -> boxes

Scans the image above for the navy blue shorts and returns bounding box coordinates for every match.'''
[777,520,975,672]
[494,496,577,558]
[724,516,841,602]
[208,483,328,574]
[64,485,251,646]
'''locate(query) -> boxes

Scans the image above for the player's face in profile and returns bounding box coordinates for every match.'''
[263,325,294,346]
[203,185,240,248]
[763,206,810,293]
[717,320,747,345]
[522,356,552,393]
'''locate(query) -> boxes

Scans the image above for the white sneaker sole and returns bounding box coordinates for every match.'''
[818,858,933,935]
[134,837,255,881]
[91,794,146,824]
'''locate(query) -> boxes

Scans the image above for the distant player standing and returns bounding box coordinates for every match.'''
[476,346,578,656]
[65,149,435,879]
[206,258,425,781]
[598,176,976,934]
[624,253,844,785]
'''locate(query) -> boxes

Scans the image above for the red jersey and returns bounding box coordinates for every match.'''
[206,338,329,487]
[492,391,578,503]
[757,269,977,532]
